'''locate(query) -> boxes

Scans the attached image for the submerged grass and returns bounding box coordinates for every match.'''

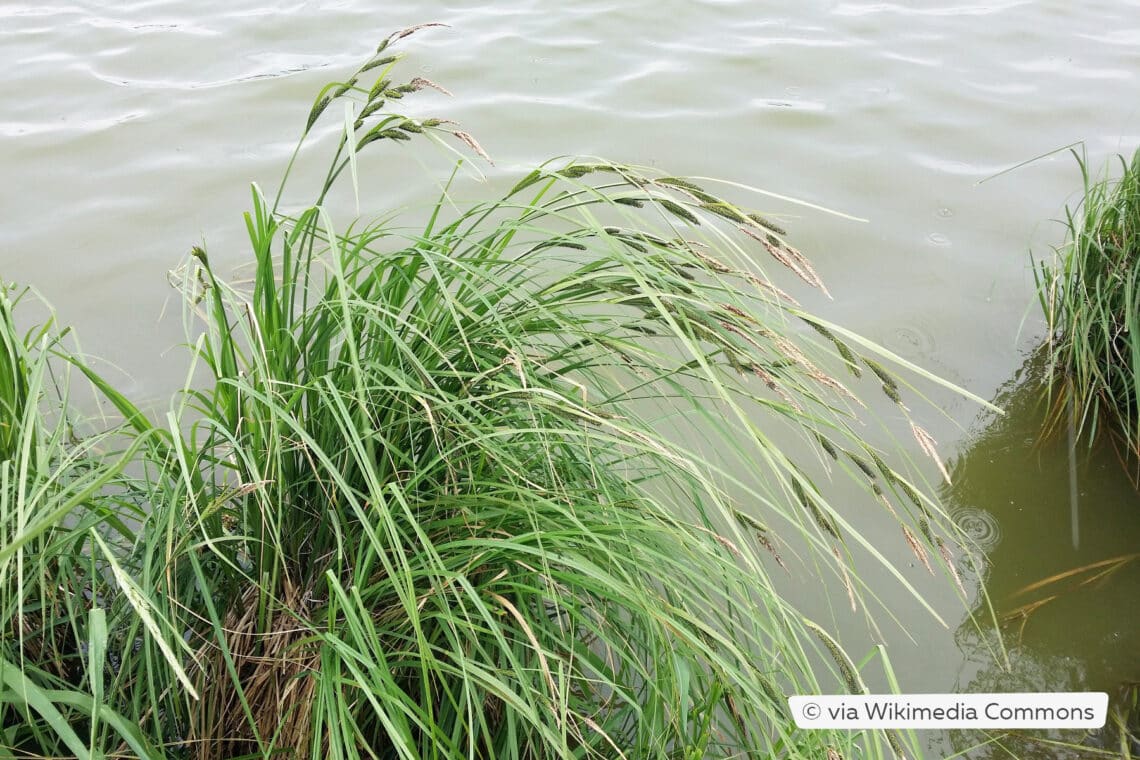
[3,28,990,759]
[1035,147,1140,465]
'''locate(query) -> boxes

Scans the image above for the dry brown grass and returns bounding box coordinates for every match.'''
[190,577,321,757]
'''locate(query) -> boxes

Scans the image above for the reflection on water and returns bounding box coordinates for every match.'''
[943,641,1108,759]
[944,349,1140,754]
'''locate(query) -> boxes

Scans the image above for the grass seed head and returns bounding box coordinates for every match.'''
[805,619,866,696]
[305,95,331,131]
[747,212,787,236]
[658,198,700,225]
[863,357,898,390]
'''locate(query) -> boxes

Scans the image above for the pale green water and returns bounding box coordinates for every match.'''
[3,1,1140,755]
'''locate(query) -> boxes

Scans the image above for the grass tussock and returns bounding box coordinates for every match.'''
[1036,147,1140,462]
[2,27,985,759]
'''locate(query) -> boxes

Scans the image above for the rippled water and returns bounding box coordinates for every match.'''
[951,506,1004,552]
[4,0,1140,752]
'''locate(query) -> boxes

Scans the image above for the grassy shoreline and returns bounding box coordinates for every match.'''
[3,29,986,759]
[1036,147,1140,471]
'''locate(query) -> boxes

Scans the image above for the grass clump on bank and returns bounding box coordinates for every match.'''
[1036,147,1140,461]
[4,27,985,759]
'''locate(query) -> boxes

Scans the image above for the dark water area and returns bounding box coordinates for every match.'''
[940,352,1140,756]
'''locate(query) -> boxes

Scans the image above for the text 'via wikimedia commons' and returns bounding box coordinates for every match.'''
[790,693,1108,729]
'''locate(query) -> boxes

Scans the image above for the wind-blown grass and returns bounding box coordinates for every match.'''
[4,27,986,759]
[1035,147,1140,463]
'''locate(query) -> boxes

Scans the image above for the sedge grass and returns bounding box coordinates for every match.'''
[1035,146,1140,464]
[3,27,993,759]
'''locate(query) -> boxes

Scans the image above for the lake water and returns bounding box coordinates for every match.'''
[4,1,1140,755]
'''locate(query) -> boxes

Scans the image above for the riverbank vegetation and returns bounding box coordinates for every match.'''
[1035,147,1140,469]
[3,28,983,758]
